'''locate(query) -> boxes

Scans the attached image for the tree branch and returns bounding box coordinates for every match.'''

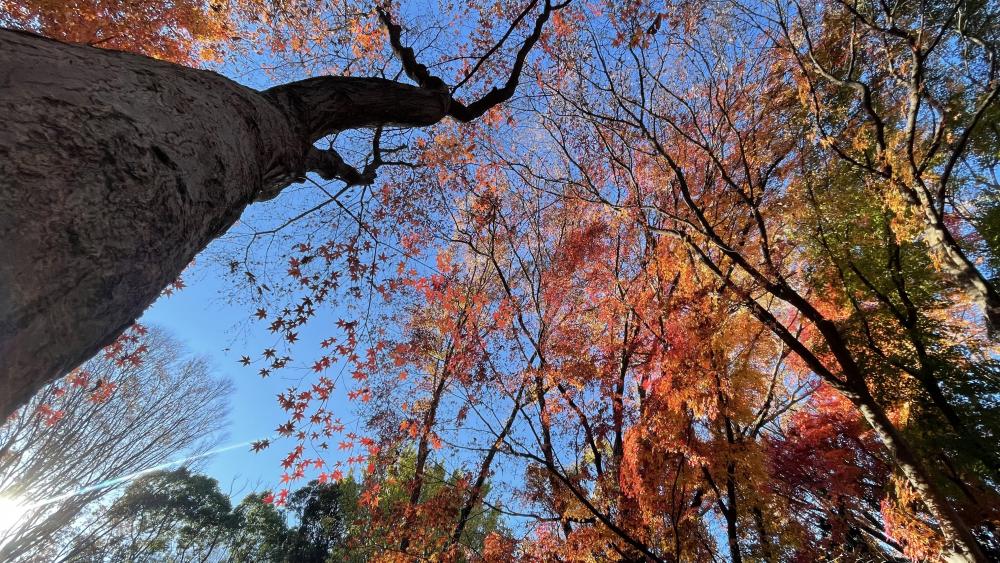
[377,1,570,123]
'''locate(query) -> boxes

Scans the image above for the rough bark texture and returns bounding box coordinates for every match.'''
[0,29,451,420]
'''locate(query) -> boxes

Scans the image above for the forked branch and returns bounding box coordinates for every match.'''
[377,0,570,122]
[305,127,409,186]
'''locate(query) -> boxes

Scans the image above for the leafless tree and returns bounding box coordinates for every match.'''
[0,326,232,562]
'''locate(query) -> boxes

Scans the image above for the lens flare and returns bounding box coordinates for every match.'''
[4,439,260,518]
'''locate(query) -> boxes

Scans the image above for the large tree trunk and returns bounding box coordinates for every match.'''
[0,29,451,420]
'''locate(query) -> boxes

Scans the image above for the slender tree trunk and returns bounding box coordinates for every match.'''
[399,332,463,555]
[0,29,451,420]
[849,386,988,563]
[723,465,743,563]
[534,372,573,537]
[450,385,523,545]
[752,506,775,562]
[721,415,743,563]
[909,188,1000,331]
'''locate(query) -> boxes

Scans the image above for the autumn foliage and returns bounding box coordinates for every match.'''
[0,0,235,63]
[8,0,1000,560]
[226,1,1000,560]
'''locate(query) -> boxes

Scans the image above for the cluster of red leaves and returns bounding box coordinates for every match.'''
[28,324,154,427]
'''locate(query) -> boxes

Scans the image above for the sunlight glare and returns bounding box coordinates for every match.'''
[0,438,258,538]
[0,497,28,534]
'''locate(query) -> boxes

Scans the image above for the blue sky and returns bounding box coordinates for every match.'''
[140,255,291,494]
[137,204,366,498]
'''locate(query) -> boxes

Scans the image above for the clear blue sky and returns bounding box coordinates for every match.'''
[137,202,358,498]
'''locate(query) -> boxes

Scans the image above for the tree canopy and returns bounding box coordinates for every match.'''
[2,0,1000,561]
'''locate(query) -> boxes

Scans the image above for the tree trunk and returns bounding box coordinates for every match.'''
[890,173,1000,331]
[850,387,988,563]
[918,206,1000,331]
[0,29,451,420]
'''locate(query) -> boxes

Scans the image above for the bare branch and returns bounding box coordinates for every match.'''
[377,1,571,123]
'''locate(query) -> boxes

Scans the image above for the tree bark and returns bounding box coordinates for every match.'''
[849,386,989,563]
[0,29,452,420]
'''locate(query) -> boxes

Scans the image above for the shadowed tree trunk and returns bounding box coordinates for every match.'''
[0,1,563,421]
